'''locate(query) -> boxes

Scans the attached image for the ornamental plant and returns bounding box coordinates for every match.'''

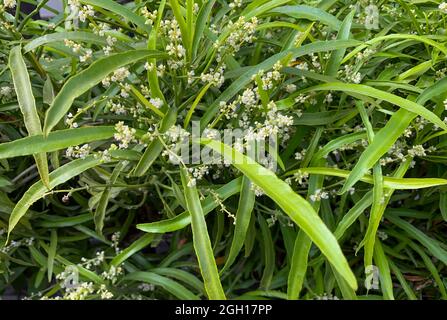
[1,0,447,300]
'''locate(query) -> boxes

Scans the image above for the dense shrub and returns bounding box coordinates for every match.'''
[1,0,447,300]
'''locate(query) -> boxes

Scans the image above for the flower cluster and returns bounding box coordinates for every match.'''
[439,2,447,14]
[160,19,185,70]
[214,16,258,62]
[65,144,91,159]
[309,189,329,202]
[114,121,137,149]
[141,7,157,25]
[200,65,226,88]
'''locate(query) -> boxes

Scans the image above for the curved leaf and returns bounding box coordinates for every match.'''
[180,167,226,300]
[200,138,358,290]
[43,50,167,135]
[9,46,49,188]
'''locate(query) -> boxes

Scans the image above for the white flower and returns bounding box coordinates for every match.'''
[106,36,117,46]
[200,65,226,88]
[114,122,136,149]
[285,84,296,93]
[251,183,265,197]
[439,2,447,13]
[341,65,362,83]
[64,39,82,53]
[166,43,186,58]
[0,86,12,97]
[229,0,242,9]
[110,67,130,82]
[79,5,94,22]
[150,97,164,109]
[187,177,197,188]
[407,145,426,157]
[3,0,16,8]
[67,0,80,12]
[241,88,257,106]
[65,144,91,159]
[294,149,306,161]
[141,7,157,25]
[144,62,154,71]
[309,189,329,202]
[79,49,92,62]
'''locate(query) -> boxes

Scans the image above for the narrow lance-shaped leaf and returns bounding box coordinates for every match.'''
[285,167,447,190]
[43,50,167,135]
[111,233,155,267]
[325,10,355,76]
[221,176,255,273]
[298,80,447,194]
[8,156,102,237]
[9,46,50,188]
[180,167,226,300]
[373,239,394,300]
[133,107,177,176]
[0,126,115,159]
[258,213,275,289]
[200,138,357,290]
[47,230,57,282]
[300,82,447,132]
[137,177,242,233]
[124,272,199,300]
[94,161,128,234]
[355,101,385,269]
[81,0,152,34]
[270,5,342,30]
[288,157,325,300]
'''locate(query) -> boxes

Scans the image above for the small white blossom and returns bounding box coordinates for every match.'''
[310,189,329,202]
[114,121,136,149]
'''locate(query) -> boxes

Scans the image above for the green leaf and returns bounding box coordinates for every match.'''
[373,239,394,300]
[151,267,205,295]
[258,214,275,290]
[8,156,102,237]
[43,77,55,105]
[287,229,312,299]
[137,177,242,233]
[47,230,57,282]
[286,167,447,190]
[111,233,155,267]
[9,46,50,189]
[94,161,127,234]
[440,192,447,222]
[387,215,447,265]
[180,167,226,300]
[270,5,342,30]
[192,0,215,58]
[23,31,132,53]
[0,127,115,159]
[287,157,324,299]
[221,176,255,273]
[43,50,167,135]
[81,0,152,34]
[124,272,199,300]
[200,138,357,290]
[325,10,355,76]
[300,83,447,132]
